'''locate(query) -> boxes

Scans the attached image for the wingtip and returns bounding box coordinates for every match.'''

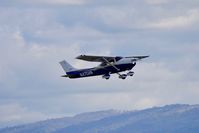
[76,54,85,59]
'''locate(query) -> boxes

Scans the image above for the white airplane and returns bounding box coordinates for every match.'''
[59,55,149,80]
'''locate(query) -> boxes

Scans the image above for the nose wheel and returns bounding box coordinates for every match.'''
[102,74,110,80]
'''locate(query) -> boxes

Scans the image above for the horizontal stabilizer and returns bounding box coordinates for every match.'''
[61,75,69,77]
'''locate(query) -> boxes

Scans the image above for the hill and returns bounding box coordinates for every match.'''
[1,104,199,133]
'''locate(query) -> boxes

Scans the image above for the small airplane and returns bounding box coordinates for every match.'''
[59,55,149,80]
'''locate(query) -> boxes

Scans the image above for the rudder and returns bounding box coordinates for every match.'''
[59,60,76,72]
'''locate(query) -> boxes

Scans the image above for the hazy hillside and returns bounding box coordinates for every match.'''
[1,104,199,133]
[0,110,120,133]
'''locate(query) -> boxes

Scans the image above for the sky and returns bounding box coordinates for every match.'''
[0,0,199,128]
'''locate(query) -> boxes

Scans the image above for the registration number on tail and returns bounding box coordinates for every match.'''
[80,71,93,77]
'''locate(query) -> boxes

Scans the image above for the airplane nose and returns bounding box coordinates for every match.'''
[131,60,136,65]
[131,59,136,64]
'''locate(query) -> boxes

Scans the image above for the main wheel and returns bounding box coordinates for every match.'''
[127,71,134,76]
[119,74,127,79]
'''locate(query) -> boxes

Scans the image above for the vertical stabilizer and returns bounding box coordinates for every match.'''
[59,60,76,72]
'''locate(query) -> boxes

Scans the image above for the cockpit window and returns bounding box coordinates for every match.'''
[115,56,122,61]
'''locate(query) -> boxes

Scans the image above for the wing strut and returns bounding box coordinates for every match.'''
[102,57,120,71]
[102,57,122,76]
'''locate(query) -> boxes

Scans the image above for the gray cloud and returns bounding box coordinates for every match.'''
[0,0,88,7]
[0,103,47,128]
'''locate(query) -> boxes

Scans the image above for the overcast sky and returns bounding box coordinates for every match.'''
[0,0,199,128]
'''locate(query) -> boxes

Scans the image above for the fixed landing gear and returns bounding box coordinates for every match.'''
[102,71,134,80]
[119,71,134,80]
[102,74,110,80]
[127,71,134,76]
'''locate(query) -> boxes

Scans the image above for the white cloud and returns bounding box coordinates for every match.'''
[145,0,169,5]
[0,104,47,128]
[36,0,86,5]
[148,9,199,29]
[95,7,141,29]
[2,0,87,6]
[53,92,160,113]
[135,98,159,108]
[95,4,199,30]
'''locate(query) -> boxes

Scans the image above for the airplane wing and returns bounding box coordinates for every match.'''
[125,55,149,61]
[76,55,149,62]
[76,55,121,62]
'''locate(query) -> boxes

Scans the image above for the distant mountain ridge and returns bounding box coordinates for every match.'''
[1,104,199,133]
[0,110,121,133]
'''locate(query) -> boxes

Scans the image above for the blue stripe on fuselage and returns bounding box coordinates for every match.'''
[66,63,136,78]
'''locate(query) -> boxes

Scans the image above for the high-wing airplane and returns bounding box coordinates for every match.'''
[59,55,149,80]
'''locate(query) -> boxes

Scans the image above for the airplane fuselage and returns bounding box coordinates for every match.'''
[66,58,136,79]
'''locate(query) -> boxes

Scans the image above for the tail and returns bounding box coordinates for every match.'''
[59,60,76,73]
